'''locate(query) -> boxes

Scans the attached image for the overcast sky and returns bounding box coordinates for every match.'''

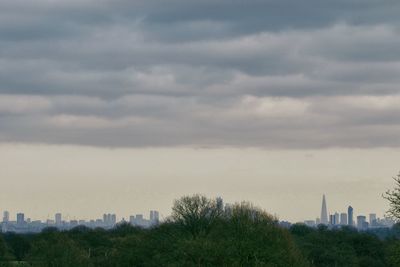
[1,0,400,222]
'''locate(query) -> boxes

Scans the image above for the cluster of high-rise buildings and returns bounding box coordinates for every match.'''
[303,195,395,230]
[0,197,228,234]
[1,210,160,233]
[2,195,395,234]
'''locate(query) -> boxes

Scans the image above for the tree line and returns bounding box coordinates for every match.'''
[0,194,399,266]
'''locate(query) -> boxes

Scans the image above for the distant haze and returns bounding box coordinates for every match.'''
[0,144,397,222]
[0,0,400,222]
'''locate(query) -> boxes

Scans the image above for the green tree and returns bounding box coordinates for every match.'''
[383,171,400,221]
[3,233,31,261]
[386,239,400,267]
[215,202,308,267]
[0,235,10,263]
[28,232,91,267]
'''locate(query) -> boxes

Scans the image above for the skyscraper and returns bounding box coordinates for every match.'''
[334,212,340,225]
[348,206,354,226]
[369,213,377,226]
[329,214,335,225]
[320,194,328,225]
[340,213,348,225]
[17,213,25,225]
[102,213,116,226]
[150,210,160,225]
[2,211,9,223]
[55,213,62,225]
[357,215,367,230]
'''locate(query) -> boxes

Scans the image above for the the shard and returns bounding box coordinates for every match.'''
[320,194,328,225]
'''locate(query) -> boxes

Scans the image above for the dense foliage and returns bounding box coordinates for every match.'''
[0,195,399,266]
[290,224,400,267]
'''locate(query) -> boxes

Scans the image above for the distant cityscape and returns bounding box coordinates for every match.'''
[298,194,395,230]
[1,210,160,234]
[1,195,397,234]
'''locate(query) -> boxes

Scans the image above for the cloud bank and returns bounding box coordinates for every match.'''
[1,0,400,148]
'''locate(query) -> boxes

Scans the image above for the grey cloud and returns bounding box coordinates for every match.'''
[1,0,400,148]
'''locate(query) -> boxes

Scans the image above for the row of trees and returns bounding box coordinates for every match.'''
[0,193,400,266]
[0,196,306,266]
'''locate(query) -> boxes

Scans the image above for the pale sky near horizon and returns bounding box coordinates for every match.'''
[1,0,400,223]
[0,143,398,222]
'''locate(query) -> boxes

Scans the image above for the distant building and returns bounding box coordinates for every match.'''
[329,214,334,225]
[329,213,339,225]
[55,213,62,225]
[17,213,25,225]
[321,195,328,225]
[340,213,347,225]
[130,214,150,227]
[369,213,377,226]
[3,211,9,223]
[150,210,159,225]
[103,213,116,227]
[334,212,340,225]
[304,220,316,227]
[70,220,78,228]
[357,216,368,230]
[348,206,354,226]
[316,218,321,225]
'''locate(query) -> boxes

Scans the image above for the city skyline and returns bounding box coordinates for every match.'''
[2,194,395,234]
[0,210,161,224]
[0,193,391,227]
[1,209,160,233]
[303,194,394,229]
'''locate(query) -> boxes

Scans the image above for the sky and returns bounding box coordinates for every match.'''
[1,0,400,222]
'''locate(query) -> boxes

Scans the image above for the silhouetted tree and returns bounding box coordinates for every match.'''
[383,171,400,221]
[171,194,221,237]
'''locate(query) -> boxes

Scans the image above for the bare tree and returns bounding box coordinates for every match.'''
[383,171,400,221]
[171,194,222,237]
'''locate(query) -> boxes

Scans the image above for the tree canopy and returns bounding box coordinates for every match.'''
[0,194,399,266]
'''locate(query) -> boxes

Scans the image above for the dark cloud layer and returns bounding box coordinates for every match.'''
[1,0,400,148]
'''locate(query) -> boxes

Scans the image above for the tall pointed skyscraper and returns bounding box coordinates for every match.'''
[320,194,328,225]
